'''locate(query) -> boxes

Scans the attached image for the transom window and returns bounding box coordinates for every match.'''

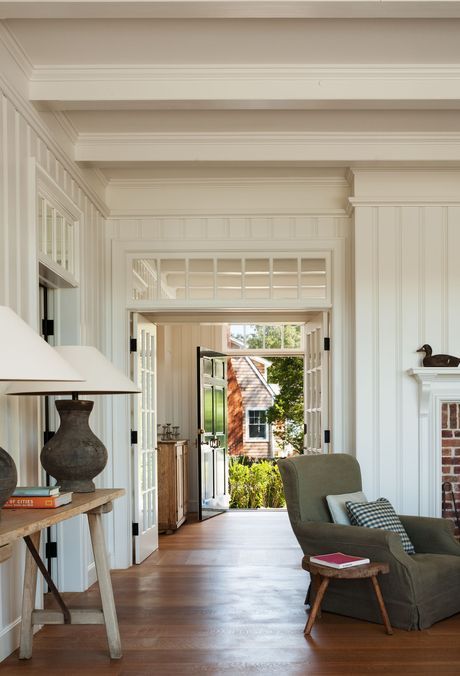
[247,410,268,440]
[129,254,329,307]
[36,165,80,288]
[38,198,76,277]
[228,323,303,351]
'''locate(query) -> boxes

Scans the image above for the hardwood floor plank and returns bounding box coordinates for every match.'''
[3,511,460,674]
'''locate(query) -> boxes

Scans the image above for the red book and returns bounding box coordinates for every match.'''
[309,552,370,569]
[3,493,73,509]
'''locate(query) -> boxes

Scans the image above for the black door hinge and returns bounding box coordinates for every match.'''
[43,430,55,445]
[132,523,139,537]
[304,423,307,435]
[324,337,330,351]
[42,319,54,338]
[324,430,331,444]
[130,338,137,353]
[131,430,138,445]
[45,542,58,559]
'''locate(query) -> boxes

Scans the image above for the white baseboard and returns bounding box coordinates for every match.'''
[0,617,21,662]
[87,561,97,587]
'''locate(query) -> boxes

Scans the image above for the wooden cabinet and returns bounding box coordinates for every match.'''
[158,440,189,533]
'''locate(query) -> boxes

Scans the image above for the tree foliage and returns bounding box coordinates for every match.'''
[267,357,304,453]
[244,325,304,454]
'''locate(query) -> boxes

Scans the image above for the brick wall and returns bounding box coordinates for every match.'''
[227,359,244,456]
[442,402,460,537]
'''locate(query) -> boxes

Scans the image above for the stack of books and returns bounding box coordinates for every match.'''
[4,486,73,509]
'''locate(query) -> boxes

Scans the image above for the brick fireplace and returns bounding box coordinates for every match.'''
[442,402,460,536]
[409,368,460,519]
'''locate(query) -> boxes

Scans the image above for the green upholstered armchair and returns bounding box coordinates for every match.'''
[278,453,460,630]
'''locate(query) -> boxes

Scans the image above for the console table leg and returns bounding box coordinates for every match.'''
[87,512,122,659]
[19,531,41,659]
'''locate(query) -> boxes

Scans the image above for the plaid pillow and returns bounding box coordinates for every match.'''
[346,497,415,554]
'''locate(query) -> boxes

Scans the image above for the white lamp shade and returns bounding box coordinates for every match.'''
[0,306,83,382]
[6,345,140,395]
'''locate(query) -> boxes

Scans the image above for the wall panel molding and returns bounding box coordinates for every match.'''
[353,171,460,515]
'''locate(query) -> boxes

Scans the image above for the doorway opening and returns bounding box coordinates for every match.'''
[143,311,329,531]
[226,323,304,510]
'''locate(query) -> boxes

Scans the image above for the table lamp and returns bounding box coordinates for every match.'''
[0,306,83,509]
[7,346,140,493]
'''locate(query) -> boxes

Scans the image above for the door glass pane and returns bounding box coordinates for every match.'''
[55,214,64,266]
[214,387,225,435]
[38,198,45,253]
[160,259,186,299]
[46,203,53,257]
[204,386,213,433]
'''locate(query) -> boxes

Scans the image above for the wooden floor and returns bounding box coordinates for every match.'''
[3,511,460,675]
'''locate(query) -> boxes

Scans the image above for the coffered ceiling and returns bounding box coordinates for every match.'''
[2,3,460,180]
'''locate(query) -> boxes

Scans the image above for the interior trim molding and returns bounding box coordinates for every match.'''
[30,63,460,82]
[0,23,33,79]
[76,131,460,163]
[108,208,349,218]
[0,39,109,217]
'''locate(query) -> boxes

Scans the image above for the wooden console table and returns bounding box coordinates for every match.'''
[0,488,125,660]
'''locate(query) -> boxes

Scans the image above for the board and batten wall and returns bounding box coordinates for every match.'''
[108,177,354,524]
[0,35,112,660]
[352,169,460,516]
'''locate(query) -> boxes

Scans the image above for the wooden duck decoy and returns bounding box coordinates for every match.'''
[416,344,460,367]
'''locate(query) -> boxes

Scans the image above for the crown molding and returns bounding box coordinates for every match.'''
[107,176,349,188]
[30,64,460,82]
[52,111,79,145]
[3,1,460,20]
[0,75,109,218]
[108,208,349,218]
[75,131,460,163]
[0,22,33,79]
[348,196,460,213]
[30,63,460,108]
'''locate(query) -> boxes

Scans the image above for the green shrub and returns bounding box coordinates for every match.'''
[228,457,286,509]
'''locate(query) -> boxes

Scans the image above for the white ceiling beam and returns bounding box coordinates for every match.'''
[30,65,460,111]
[3,1,460,20]
[75,131,460,163]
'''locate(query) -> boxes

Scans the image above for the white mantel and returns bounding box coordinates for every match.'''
[409,368,460,517]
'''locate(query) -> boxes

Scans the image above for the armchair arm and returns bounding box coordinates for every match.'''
[293,520,415,571]
[399,515,460,556]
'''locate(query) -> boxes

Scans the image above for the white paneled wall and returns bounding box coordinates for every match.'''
[0,76,108,658]
[353,170,460,515]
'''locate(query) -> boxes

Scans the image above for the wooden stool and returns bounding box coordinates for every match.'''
[301,557,393,636]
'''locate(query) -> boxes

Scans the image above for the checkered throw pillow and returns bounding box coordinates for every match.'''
[345,497,415,554]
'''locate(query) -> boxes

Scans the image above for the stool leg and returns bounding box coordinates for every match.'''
[304,576,329,636]
[370,575,393,635]
[310,573,322,618]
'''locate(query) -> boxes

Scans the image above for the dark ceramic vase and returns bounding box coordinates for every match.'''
[0,448,17,511]
[41,399,108,493]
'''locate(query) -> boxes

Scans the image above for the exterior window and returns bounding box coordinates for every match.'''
[229,323,303,351]
[247,410,268,440]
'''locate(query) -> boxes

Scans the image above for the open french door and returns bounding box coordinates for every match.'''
[131,313,159,563]
[197,347,228,521]
[304,312,330,454]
